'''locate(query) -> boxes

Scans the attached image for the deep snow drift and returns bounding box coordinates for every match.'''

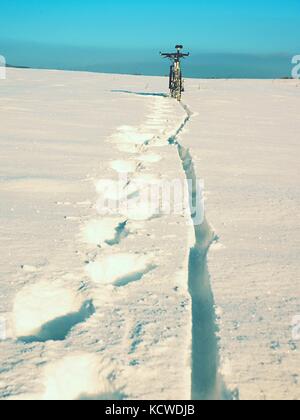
[0,69,299,400]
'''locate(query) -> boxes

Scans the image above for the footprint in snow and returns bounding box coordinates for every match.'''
[110,160,137,174]
[21,265,39,273]
[13,280,95,343]
[81,217,128,247]
[42,353,123,401]
[111,131,153,146]
[96,179,139,202]
[85,253,156,287]
[116,143,139,154]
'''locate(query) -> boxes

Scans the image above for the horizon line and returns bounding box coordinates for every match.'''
[5,63,295,80]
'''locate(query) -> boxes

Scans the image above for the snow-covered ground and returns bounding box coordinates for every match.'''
[182,78,300,400]
[0,68,299,400]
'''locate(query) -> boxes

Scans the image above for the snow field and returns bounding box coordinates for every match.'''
[0,71,192,400]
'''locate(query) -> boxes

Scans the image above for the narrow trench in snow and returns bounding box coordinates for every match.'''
[169,102,234,401]
[112,90,168,98]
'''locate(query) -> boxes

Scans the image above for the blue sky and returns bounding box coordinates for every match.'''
[1,0,299,77]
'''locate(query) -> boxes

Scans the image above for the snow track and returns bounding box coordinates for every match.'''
[93,93,232,400]
[76,95,191,400]
[166,101,234,400]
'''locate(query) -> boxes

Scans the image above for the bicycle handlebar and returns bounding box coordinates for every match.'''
[160,52,190,58]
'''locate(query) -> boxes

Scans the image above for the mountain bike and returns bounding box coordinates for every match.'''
[161,45,190,101]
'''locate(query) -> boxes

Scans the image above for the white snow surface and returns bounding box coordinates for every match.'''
[0,69,191,400]
[182,78,300,400]
[0,69,299,400]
